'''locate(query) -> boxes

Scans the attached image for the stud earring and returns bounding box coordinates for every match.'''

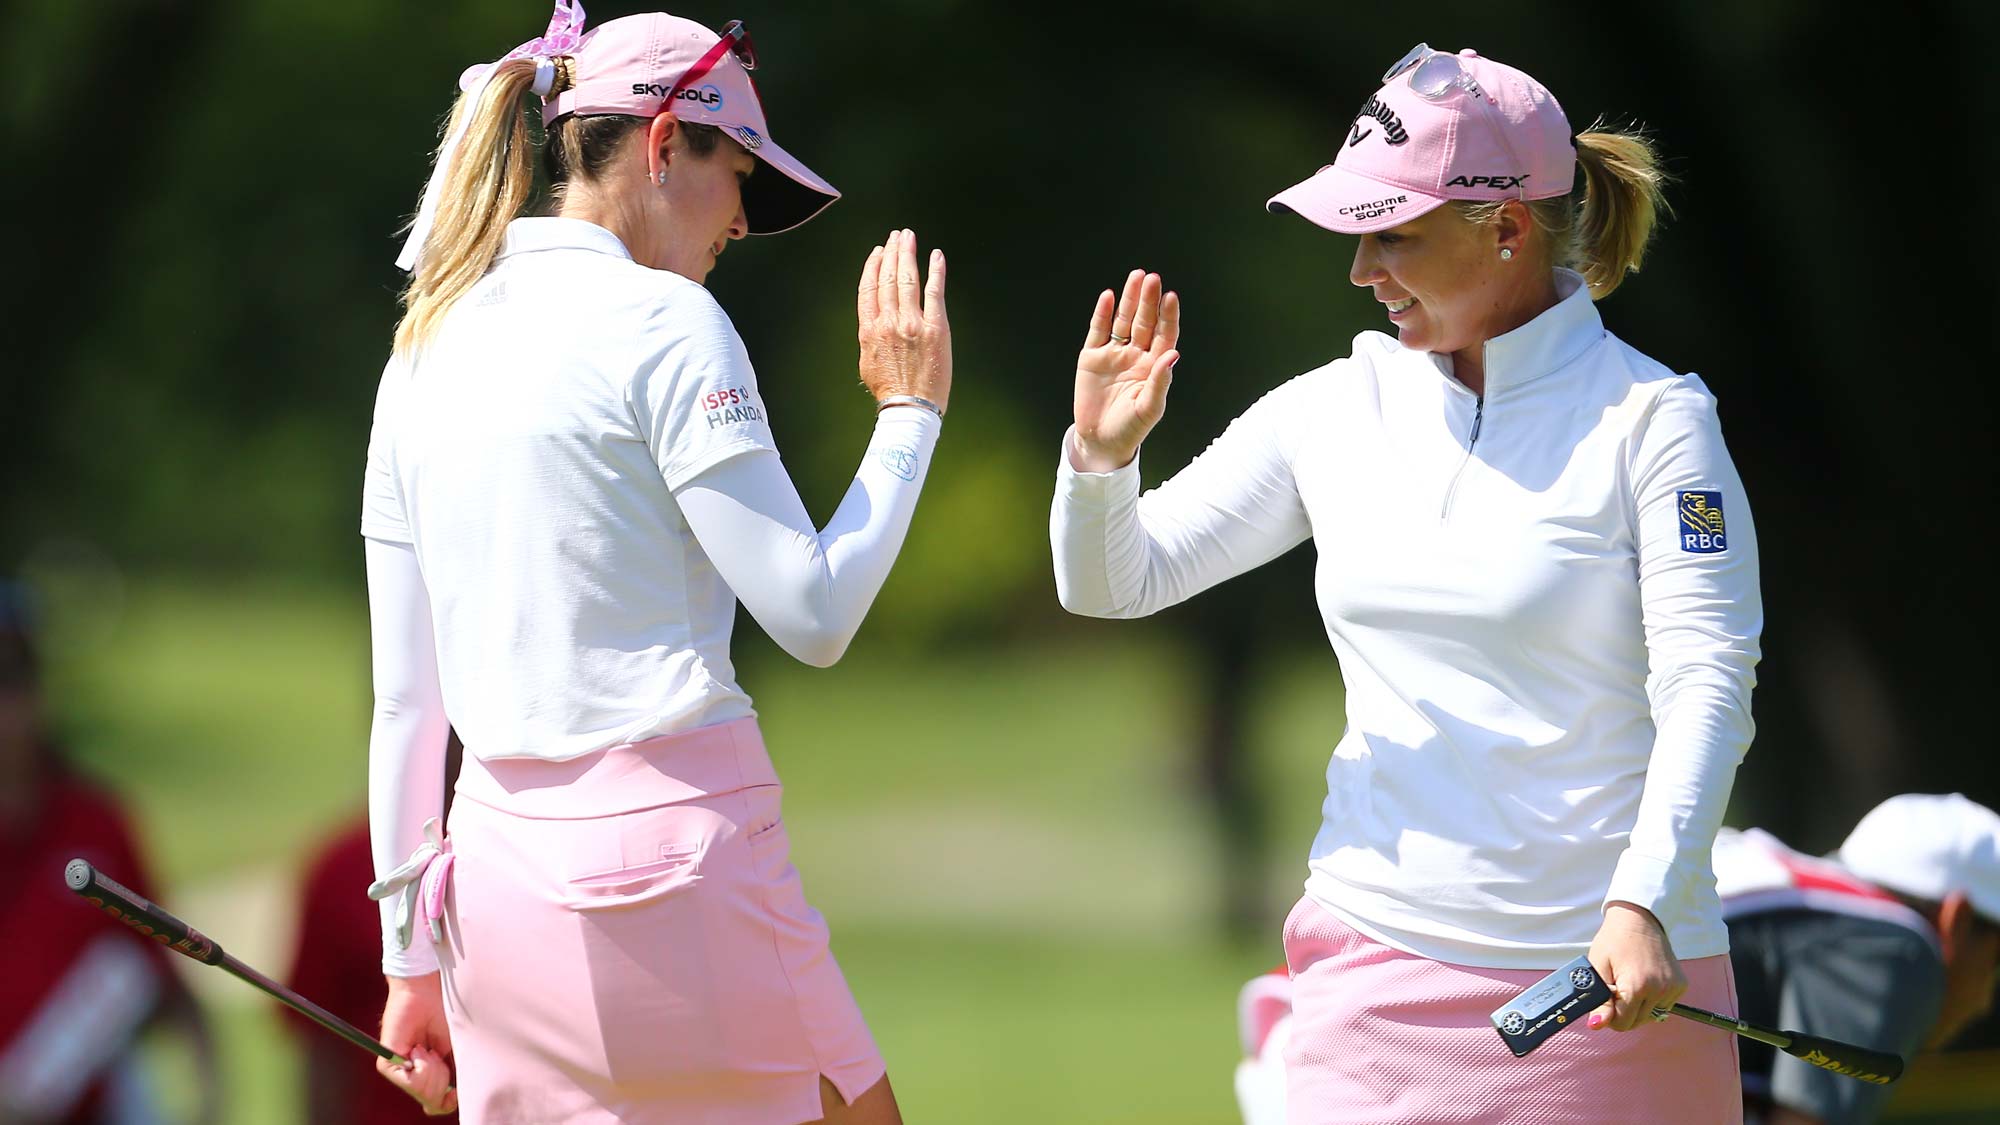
[652,170,668,186]
[1499,248,1514,261]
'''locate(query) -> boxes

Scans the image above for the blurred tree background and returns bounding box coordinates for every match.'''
[5,0,1996,1121]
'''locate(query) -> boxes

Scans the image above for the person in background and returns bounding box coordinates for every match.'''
[0,580,221,1124]
[286,733,461,1124]
[1232,967,1291,1125]
[287,818,455,1124]
[1718,793,2000,1124]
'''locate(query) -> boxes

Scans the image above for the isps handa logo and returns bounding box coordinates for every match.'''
[1677,491,1728,553]
[701,385,763,429]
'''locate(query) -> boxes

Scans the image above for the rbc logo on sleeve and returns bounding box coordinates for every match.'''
[1677,491,1728,553]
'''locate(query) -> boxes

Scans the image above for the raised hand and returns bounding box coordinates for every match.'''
[1072,269,1180,472]
[856,228,952,413]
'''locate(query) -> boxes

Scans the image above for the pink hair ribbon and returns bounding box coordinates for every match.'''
[395,0,589,273]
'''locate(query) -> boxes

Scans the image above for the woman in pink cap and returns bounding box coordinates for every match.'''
[361,3,943,1121]
[1054,44,1761,1123]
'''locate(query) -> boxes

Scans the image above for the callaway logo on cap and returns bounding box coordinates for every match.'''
[1268,44,1576,234]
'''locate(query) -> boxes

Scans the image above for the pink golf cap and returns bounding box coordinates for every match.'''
[399,2,836,272]
[1268,45,1574,235]
[533,11,838,234]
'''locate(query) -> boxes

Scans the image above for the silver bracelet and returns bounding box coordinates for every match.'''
[876,394,945,419]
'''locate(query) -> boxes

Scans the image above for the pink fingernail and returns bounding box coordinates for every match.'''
[1587,1014,1604,1030]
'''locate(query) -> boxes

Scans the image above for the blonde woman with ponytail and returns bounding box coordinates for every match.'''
[361,3,944,1121]
[1054,45,1761,1124]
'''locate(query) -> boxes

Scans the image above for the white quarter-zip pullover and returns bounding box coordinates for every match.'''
[1052,270,1762,968]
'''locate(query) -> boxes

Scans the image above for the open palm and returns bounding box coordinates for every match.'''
[1072,269,1181,472]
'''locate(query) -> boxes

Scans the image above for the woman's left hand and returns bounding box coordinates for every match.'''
[1585,901,1687,1032]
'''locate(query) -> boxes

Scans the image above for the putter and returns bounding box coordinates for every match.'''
[1490,954,1903,1085]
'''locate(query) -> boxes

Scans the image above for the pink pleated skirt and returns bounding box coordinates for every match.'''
[434,718,884,1124]
[1282,896,1741,1125]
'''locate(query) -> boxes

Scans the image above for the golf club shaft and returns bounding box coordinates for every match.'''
[1666,1001,1790,1049]
[1665,1001,1902,1084]
[218,948,411,1066]
[65,859,411,1067]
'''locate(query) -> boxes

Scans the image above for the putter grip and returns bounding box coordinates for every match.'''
[1781,1033,1904,1085]
[65,859,224,966]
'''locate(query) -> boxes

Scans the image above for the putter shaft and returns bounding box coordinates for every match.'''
[1663,1001,1790,1050]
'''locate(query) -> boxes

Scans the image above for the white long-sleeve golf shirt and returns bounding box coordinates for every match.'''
[362,218,939,974]
[1052,270,1762,968]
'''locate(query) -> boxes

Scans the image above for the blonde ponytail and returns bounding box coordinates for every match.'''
[1570,123,1672,299]
[1453,119,1673,301]
[393,57,543,355]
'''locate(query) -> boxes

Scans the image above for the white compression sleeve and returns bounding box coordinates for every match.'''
[674,405,942,667]
[363,536,452,977]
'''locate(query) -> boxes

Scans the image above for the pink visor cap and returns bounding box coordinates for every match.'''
[1268,46,1575,235]
[399,3,836,272]
[537,11,839,235]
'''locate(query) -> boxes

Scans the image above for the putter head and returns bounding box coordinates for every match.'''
[1490,954,1612,1058]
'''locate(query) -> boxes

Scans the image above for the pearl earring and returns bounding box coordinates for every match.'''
[1499,248,1514,261]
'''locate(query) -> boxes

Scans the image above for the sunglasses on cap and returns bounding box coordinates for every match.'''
[1383,43,1486,101]
[669,18,758,101]
[718,20,756,72]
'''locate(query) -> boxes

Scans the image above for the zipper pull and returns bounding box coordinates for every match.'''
[1469,397,1484,445]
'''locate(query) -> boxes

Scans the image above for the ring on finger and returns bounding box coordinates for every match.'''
[1109,333,1131,345]
[1649,1006,1671,1023]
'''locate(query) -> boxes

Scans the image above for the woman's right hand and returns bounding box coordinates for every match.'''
[1072,269,1180,472]
[856,228,951,413]
[378,972,457,1116]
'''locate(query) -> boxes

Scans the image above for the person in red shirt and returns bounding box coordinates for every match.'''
[286,814,455,1124]
[0,581,219,1123]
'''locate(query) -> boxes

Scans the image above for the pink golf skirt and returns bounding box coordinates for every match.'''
[433,718,884,1124]
[1282,896,1741,1124]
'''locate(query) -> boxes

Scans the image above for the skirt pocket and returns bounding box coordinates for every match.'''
[561,841,702,909]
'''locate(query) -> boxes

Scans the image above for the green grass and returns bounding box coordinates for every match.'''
[42,578,1339,1124]
[47,578,1987,1122]
[45,578,373,884]
[155,924,1251,1125]
[843,926,1249,1123]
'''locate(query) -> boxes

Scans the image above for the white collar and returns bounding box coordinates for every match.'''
[1420,268,1605,393]
[1477,269,1603,391]
[496,217,634,262]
